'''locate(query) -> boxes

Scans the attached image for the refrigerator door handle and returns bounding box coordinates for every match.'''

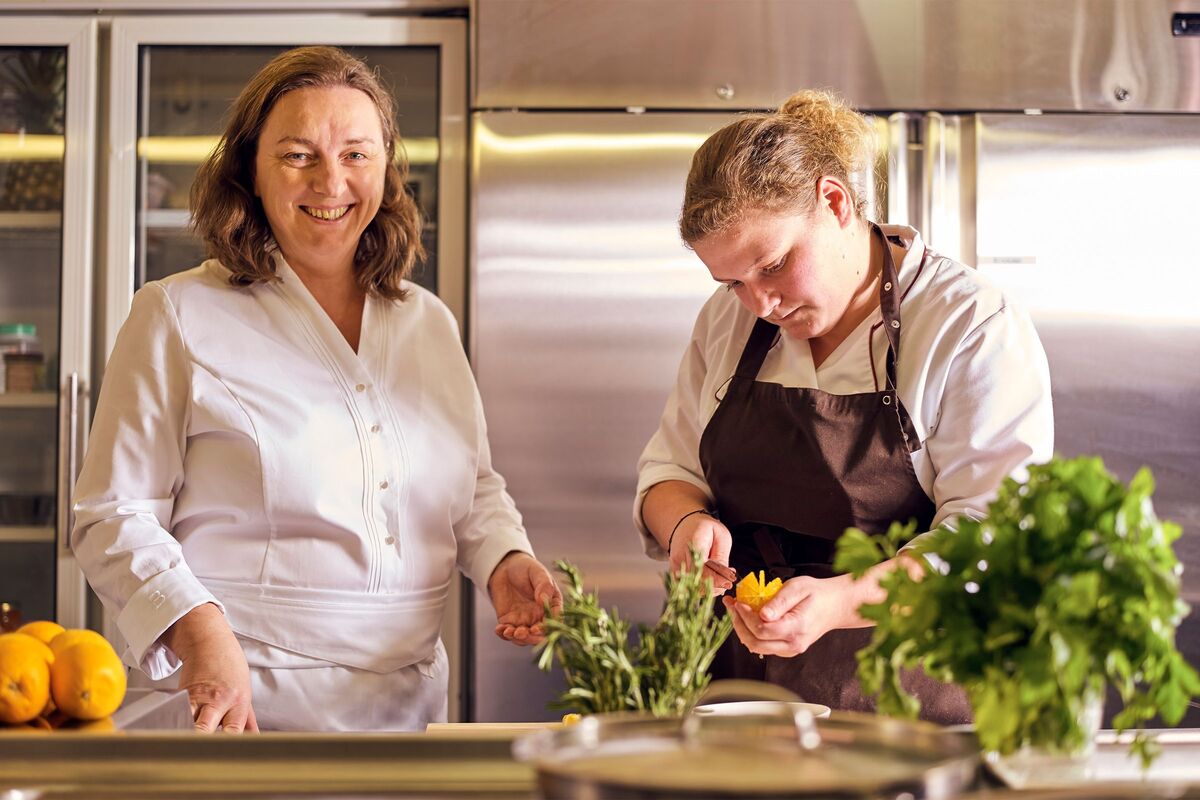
[922,111,944,248]
[886,112,912,227]
[58,371,85,555]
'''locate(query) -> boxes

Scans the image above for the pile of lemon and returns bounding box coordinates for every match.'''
[0,621,126,730]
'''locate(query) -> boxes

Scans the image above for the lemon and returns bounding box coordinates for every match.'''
[16,620,66,646]
[48,628,110,657]
[0,632,55,725]
[50,639,126,721]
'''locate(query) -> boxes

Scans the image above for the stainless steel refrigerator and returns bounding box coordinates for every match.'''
[468,0,1200,722]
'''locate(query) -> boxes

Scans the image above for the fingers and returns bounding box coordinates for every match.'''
[722,596,765,654]
[701,564,734,595]
[494,622,544,646]
[193,702,225,733]
[708,524,732,565]
[245,705,260,733]
[760,577,814,622]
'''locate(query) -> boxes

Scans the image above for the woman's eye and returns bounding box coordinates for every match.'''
[724,281,742,293]
[346,152,367,161]
[284,152,311,162]
[762,256,786,274]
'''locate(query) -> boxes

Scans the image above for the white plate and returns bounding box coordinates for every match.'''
[693,700,832,719]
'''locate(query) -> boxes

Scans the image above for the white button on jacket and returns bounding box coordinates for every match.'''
[72,257,533,727]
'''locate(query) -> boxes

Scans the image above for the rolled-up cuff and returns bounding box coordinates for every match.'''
[461,527,536,595]
[116,565,224,680]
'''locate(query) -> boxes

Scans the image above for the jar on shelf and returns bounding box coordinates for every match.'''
[0,324,42,394]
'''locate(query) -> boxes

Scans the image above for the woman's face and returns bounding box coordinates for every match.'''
[692,190,862,341]
[254,85,387,275]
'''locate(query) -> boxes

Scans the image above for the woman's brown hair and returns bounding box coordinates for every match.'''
[679,89,875,245]
[190,46,424,300]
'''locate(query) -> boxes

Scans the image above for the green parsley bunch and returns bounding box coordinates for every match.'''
[535,547,733,716]
[835,455,1200,764]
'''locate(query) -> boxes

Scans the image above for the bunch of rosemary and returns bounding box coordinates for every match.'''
[535,548,732,716]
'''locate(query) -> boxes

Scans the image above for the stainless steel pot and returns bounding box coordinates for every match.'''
[514,682,981,799]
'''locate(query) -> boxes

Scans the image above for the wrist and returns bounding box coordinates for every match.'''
[163,603,227,661]
[667,508,715,554]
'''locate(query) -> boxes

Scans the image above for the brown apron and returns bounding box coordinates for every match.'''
[697,224,971,725]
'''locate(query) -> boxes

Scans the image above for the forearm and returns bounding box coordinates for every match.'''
[642,480,713,552]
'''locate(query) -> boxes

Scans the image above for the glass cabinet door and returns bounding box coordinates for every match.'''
[0,20,96,630]
[136,45,441,294]
[0,49,62,618]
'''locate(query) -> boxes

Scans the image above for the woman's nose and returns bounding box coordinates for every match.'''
[745,283,777,318]
[310,159,346,196]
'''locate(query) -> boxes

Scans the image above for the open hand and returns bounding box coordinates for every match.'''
[488,551,563,645]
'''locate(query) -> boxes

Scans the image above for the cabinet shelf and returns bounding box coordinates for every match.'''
[0,527,54,543]
[0,211,62,230]
[0,392,56,409]
[143,208,192,229]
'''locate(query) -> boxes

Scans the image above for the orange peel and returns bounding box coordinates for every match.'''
[735,570,783,612]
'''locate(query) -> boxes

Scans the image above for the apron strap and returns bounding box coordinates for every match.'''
[734,317,780,380]
[871,224,924,454]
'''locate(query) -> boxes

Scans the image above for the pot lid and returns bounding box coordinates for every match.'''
[515,708,980,798]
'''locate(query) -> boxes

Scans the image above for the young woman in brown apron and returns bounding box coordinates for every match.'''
[636,90,1053,726]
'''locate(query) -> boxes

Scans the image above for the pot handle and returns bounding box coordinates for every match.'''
[684,680,821,751]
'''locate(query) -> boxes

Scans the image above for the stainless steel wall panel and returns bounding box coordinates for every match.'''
[475,0,918,110]
[471,112,732,720]
[475,0,1200,113]
[972,112,1200,601]
[919,0,1200,112]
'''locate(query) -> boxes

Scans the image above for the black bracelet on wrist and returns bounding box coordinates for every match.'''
[667,508,713,554]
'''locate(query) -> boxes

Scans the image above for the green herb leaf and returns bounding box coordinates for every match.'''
[534,546,732,716]
[835,455,1196,763]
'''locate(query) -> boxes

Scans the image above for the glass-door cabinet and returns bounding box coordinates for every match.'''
[0,19,96,630]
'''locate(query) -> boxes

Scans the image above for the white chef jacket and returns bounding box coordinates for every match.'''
[72,255,534,730]
[635,225,1054,556]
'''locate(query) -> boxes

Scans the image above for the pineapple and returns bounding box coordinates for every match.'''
[0,49,66,212]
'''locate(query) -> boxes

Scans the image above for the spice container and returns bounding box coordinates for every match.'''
[0,601,21,632]
[0,323,42,393]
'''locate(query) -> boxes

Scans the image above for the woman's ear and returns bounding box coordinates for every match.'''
[815,176,856,228]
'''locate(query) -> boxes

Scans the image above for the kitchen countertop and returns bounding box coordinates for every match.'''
[1,724,1198,799]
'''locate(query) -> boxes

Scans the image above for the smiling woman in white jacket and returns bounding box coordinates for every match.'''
[71,46,560,733]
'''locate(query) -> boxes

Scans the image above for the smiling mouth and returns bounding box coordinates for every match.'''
[301,205,352,221]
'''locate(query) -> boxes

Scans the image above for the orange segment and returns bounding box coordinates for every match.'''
[735,570,784,612]
[0,632,55,725]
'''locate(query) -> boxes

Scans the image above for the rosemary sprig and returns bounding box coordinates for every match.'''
[535,547,733,716]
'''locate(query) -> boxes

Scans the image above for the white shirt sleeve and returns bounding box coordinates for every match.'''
[633,308,719,560]
[453,381,536,594]
[911,302,1054,548]
[71,283,223,679]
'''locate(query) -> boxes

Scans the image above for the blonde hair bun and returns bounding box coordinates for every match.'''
[679,87,877,243]
[777,89,875,176]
